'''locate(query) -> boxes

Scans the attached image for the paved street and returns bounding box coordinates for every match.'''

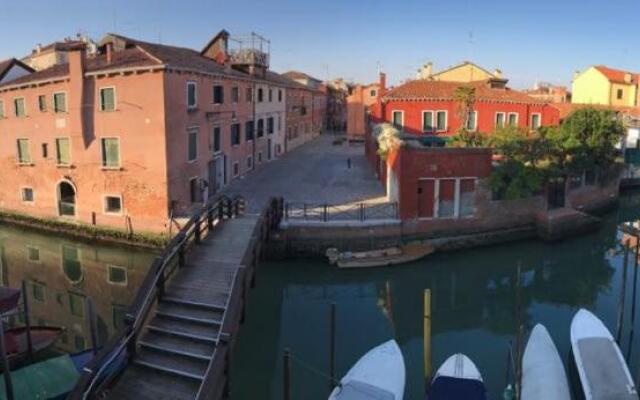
[222,135,386,212]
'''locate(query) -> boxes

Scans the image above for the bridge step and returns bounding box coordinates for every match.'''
[157,301,224,325]
[139,340,212,361]
[161,296,226,312]
[147,319,218,343]
[134,348,207,381]
[140,330,215,359]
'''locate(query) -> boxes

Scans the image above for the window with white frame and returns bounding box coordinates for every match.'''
[508,112,518,127]
[392,111,403,129]
[101,138,120,168]
[100,87,116,112]
[107,265,127,285]
[495,112,506,128]
[0,100,4,118]
[55,137,70,166]
[530,113,541,129]
[187,128,198,162]
[187,81,197,109]
[104,195,122,214]
[428,178,477,219]
[14,97,25,117]
[436,111,447,132]
[466,111,478,131]
[422,111,434,133]
[17,139,31,163]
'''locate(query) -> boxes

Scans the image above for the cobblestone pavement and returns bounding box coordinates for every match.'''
[221,135,386,212]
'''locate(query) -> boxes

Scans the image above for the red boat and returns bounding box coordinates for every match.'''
[4,326,64,364]
[0,287,21,315]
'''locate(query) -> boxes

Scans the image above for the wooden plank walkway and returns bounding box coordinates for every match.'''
[106,215,260,400]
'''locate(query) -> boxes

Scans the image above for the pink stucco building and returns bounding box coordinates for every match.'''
[0,31,324,235]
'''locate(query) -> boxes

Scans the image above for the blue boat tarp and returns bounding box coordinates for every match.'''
[0,354,80,400]
[429,376,487,400]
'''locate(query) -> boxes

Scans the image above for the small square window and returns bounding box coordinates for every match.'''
[27,246,40,262]
[53,92,66,113]
[38,95,47,112]
[370,89,377,97]
[105,196,122,214]
[21,187,34,203]
[107,265,127,285]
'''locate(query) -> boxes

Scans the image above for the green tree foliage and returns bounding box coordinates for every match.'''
[451,128,488,147]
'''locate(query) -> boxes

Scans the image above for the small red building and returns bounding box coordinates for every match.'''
[376,76,559,136]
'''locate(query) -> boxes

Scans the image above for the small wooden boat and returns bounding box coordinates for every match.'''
[0,287,21,315]
[428,353,487,400]
[329,339,405,400]
[571,309,638,400]
[4,326,64,365]
[522,324,570,400]
[326,242,434,268]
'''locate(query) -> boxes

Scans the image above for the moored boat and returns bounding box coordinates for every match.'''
[326,242,434,268]
[428,353,487,400]
[4,326,64,366]
[328,339,405,400]
[0,287,21,315]
[571,309,638,400]
[521,324,570,400]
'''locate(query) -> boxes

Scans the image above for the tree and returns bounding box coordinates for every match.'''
[453,86,476,131]
[451,128,488,148]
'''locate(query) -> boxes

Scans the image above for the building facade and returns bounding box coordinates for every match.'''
[572,65,639,107]
[346,83,380,137]
[416,61,503,83]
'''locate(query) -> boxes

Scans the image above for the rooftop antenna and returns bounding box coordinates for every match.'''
[376,61,381,75]
[468,30,475,80]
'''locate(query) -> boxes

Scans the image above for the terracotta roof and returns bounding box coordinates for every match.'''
[383,79,545,104]
[27,40,85,55]
[594,65,640,84]
[551,102,640,119]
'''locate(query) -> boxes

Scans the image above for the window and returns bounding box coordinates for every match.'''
[27,246,40,262]
[257,119,265,137]
[100,87,115,111]
[42,143,48,158]
[268,89,273,102]
[38,95,47,112]
[436,111,447,132]
[257,88,264,102]
[62,246,82,283]
[246,87,252,102]
[17,139,31,164]
[104,196,122,214]
[466,111,477,131]
[21,187,34,203]
[212,126,221,153]
[55,138,70,166]
[101,138,120,168]
[230,123,241,145]
[187,129,198,162]
[278,90,283,102]
[531,113,541,129]
[14,98,25,117]
[53,92,66,113]
[247,155,253,169]
[508,113,518,127]
[422,111,434,133]
[32,282,45,302]
[459,179,476,217]
[617,89,624,100]
[0,100,4,118]
[233,162,239,177]
[112,304,127,331]
[213,85,224,104]
[231,86,239,103]
[438,179,456,218]
[107,265,127,285]
[495,112,506,128]
[258,152,262,163]
[392,111,403,129]
[187,81,197,109]
[370,89,377,97]
[268,117,274,134]
[68,292,84,317]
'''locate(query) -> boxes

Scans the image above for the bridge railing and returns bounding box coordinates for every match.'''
[68,194,248,400]
[284,201,398,222]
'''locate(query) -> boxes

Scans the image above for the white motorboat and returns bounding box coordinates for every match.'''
[428,353,487,400]
[521,323,570,400]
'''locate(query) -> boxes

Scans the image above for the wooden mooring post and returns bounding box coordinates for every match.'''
[283,348,291,400]
[423,289,432,390]
[20,280,33,360]
[616,240,631,344]
[0,318,14,400]
[329,302,336,393]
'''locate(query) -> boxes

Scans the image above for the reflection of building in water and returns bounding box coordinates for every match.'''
[0,224,155,353]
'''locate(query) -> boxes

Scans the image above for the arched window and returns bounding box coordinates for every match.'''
[57,180,76,216]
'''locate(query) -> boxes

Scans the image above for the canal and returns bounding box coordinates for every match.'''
[231,191,640,400]
[0,223,156,356]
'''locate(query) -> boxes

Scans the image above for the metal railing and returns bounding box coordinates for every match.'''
[284,202,399,222]
[68,194,253,399]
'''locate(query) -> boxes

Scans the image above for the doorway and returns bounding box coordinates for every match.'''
[547,177,565,209]
[58,181,76,217]
[209,156,225,195]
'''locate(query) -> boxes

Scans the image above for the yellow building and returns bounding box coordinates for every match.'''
[417,61,504,82]
[572,65,639,107]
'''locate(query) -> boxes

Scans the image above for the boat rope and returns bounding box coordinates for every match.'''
[289,352,340,386]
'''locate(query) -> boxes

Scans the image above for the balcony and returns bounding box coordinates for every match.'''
[229,33,270,69]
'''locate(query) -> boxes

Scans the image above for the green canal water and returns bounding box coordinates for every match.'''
[231,191,640,400]
[0,223,155,356]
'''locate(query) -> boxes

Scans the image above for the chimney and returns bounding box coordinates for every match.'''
[35,44,42,54]
[418,62,433,79]
[625,72,632,83]
[68,43,86,142]
[494,69,503,79]
[105,42,113,64]
[379,72,386,98]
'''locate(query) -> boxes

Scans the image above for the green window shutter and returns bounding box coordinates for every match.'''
[54,93,66,113]
[56,138,70,165]
[101,88,115,111]
[0,101,4,118]
[188,83,197,107]
[188,131,198,161]
[17,139,30,163]
[15,98,25,117]
[102,138,120,167]
[437,112,446,131]
[423,112,433,132]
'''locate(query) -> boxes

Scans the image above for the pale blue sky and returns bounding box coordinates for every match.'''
[0,0,637,88]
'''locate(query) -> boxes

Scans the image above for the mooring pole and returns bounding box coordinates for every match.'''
[283,348,291,400]
[627,238,640,361]
[617,240,631,345]
[329,302,336,393]
[424,289,432,391]
[86,297,99,355]
[515,263,523,400]
[20,280,33,360]
[0,318,14,400]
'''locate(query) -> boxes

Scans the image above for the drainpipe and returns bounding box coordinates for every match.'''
[252,81,256,171]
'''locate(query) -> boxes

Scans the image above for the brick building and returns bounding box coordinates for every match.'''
[346,83,379,138]
[0,31,324,235]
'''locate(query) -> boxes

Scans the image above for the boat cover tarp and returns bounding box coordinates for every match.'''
[429,376,487,400]
[0,287,20,315]
[0,354,80,400]
[333,381,395,400]
[577,337,638,399]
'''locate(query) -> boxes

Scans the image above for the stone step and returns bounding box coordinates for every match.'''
[147,316,219,343]
[133,347,207,381]
[157,301,224,325]
[139,330,215,359]
[161,296,226,312]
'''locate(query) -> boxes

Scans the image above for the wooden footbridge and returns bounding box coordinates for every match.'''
[69,195,283,400]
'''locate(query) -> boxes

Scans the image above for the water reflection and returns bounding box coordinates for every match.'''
[0,224,155,354]
[231,192,640,400]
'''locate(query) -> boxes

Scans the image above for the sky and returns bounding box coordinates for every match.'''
[0,0,638,89]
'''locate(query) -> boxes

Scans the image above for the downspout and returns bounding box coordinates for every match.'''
[252,81,256,171]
